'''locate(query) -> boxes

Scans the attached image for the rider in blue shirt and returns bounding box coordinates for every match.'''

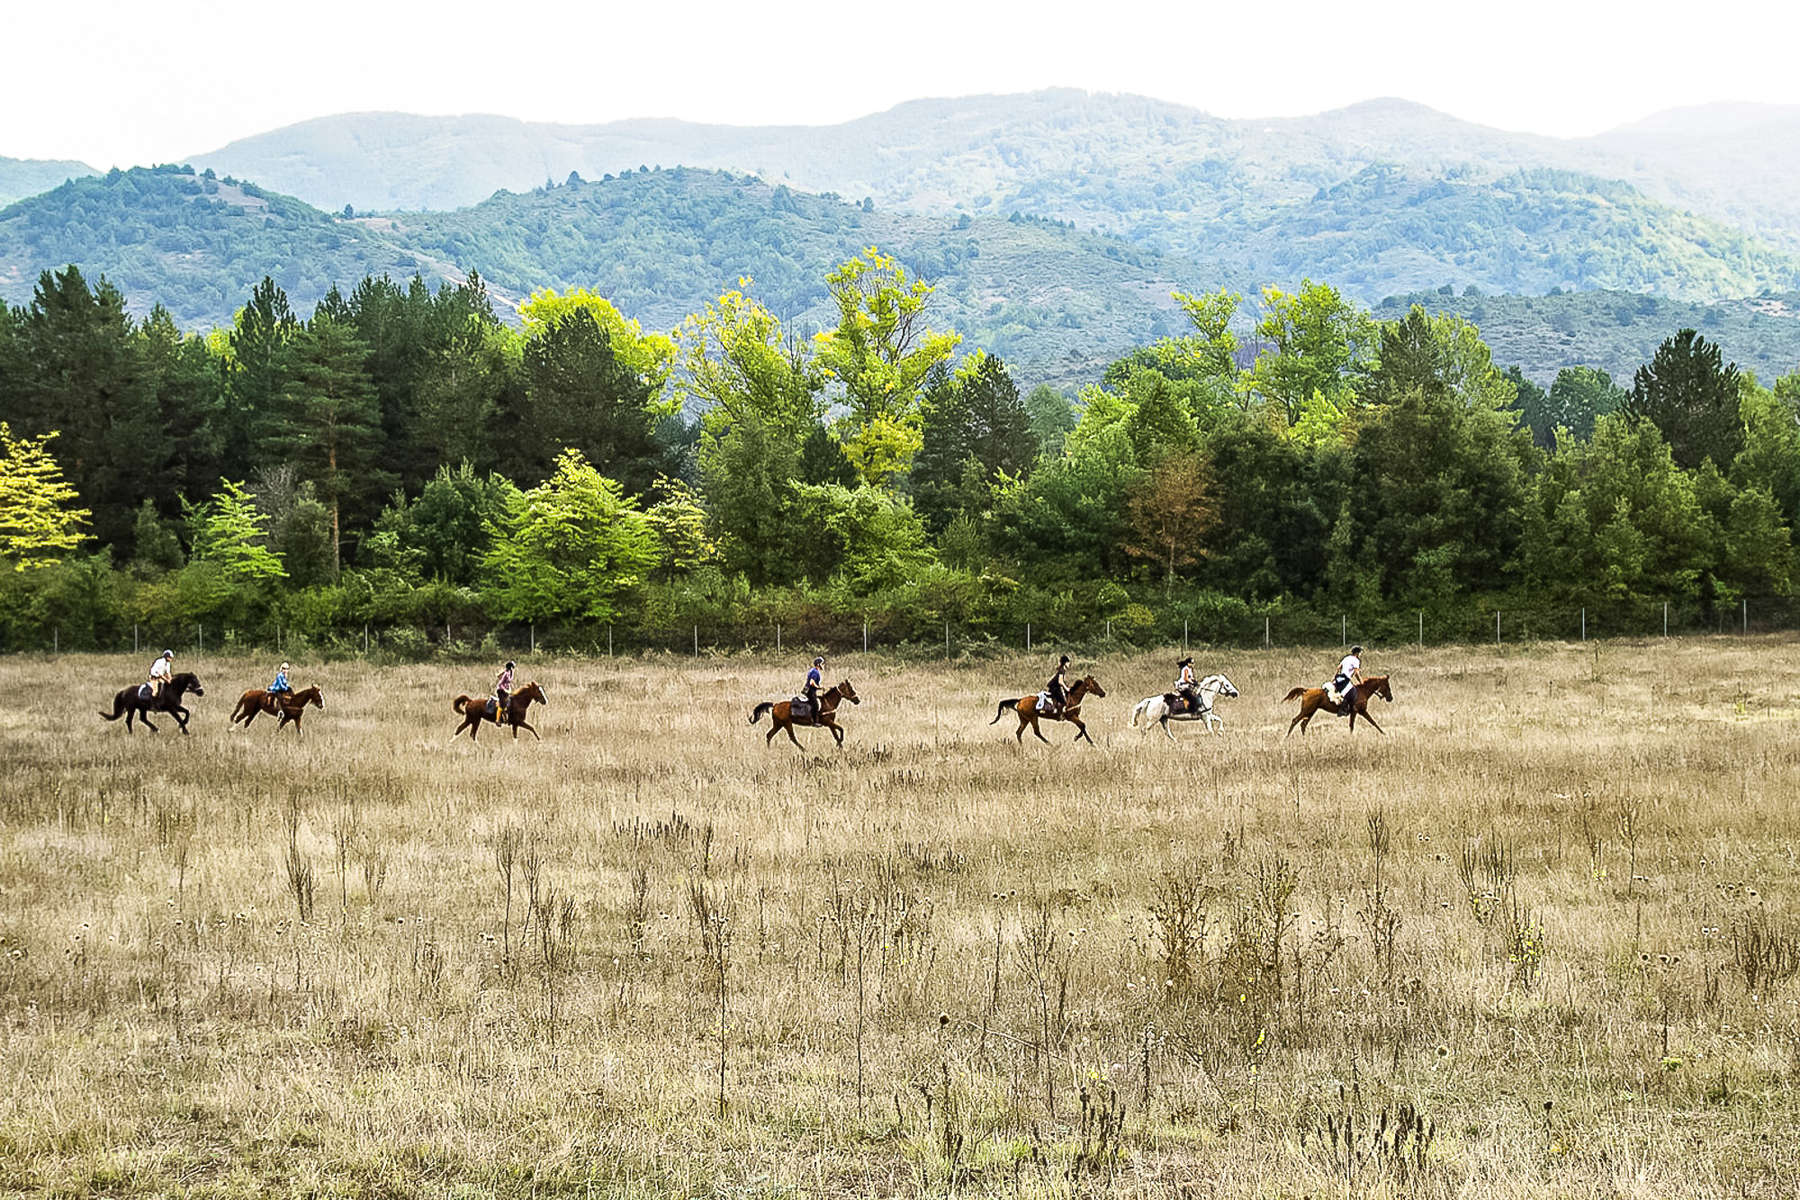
[269,662,293,695]
[803,657,825,720]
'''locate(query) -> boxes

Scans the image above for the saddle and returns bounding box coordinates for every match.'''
[138,683,154,701]
[483,698,502,721]
[790,696,816,719]
[1165,690,1191,715]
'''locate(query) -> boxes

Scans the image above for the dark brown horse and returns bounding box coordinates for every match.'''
[990,674,1106,745]
[1284,674,1393,737]
[750,680,860,748]
[231,685,324,735]
[100,671,205,734]
[452,681,547,741]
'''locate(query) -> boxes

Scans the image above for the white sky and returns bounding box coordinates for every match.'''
[13,0,1800,167]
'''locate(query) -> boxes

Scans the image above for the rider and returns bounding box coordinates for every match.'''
[1330,645,1364,716]
[495,660,515,718]
[1175,656,1198,713]
[147,649,174,699]
[802,656,825,721]
[269,661,293,697]
[1045,655,1071,716]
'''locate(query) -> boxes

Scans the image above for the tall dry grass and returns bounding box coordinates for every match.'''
[1,639,1797,1197]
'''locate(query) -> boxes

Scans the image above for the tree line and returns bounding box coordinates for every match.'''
[1,255,1796,655]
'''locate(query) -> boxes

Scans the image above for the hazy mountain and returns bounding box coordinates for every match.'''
[0,155,97,208]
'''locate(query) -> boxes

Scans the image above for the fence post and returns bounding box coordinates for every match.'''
[53,627,58,655]
[1105,619,1111,640]
[694,624,699,656]
[364,622,369,654]
[1417,610,1422,648]
[1027,623,1032,652]
[529,622,535,655]
[1264,615,1270,649]
[198,624,203,653]
[1341,615,1346,648]
[1663,602,1668,638]
[1495,611,1500,646]
[1743,598,1748,635]
[1581,607,1586,642]
[776,623,782,653]
[945,620,950,659]
[608,624,613,657]
[863,620,868,653]
[133,624,139,654]
[1183,620,1189,651]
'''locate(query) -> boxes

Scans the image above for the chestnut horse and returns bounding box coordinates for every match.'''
[100,671,204,733]
[231,685,324,735]
[990,674,1106,745]
[750,680,860,748]
[1284,674,1393,737]
[451,680,547,741]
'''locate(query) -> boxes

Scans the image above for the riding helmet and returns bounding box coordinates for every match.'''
[279,661,290,672]
[813,656,825,666]
[505,660,516,670]
[162,649,174,658]
[1350,645,1363,655]
[1058,655,1070,666]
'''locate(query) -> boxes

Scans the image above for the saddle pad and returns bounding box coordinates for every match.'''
[484,698,499,721]
[139,683,153,700]
[790,696,813,718]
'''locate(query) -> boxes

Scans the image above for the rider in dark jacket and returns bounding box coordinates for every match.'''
[802,657,825,721]
[1045,655,1071,714]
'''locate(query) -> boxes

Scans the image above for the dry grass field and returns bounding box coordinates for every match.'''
[2,638,1798,1198]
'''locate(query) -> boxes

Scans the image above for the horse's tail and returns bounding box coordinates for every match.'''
[99,693,125,721]
[1130,699,1149,727]
[230,696,249,722]
[990,698,1020,724]
[749,701,773,725]
[453,695,472,714]
[1284,687,1307,702]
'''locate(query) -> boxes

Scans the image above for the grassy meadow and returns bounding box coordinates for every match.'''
[1,639,1798,1197]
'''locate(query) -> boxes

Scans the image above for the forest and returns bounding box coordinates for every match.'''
[1,253,1797,656]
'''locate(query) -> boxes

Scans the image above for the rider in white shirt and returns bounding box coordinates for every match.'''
[1175,656,1198,713]
[1331,646,1363,714]
[148,649,173,699]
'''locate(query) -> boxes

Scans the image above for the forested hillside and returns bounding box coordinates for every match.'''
[1374,289,1800,385]
[0,155,95,208]
[0,165,457,327]
[189,92,1800,300]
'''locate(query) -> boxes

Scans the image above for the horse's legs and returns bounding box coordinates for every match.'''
[1071,718,1092,745]
[827,719,844,747]
[765,722,778,746]
[1030,715,1050,745]
[784,719,804,749]
[142,713,158,732]
[1160,715,1176,742]
[1358,709,1385,735]
[518,721,539,741]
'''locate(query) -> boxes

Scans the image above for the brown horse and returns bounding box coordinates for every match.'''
[990,674,1106,745]
[750,680,860,748]
[1284,674,1393,737]
[232,685,324,735]
[452,681,547,741]
[100,671,204,733]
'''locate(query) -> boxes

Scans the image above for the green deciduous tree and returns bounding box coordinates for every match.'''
[188,479,286,585]
[481,449,659,622]
[1245,280,1376,422]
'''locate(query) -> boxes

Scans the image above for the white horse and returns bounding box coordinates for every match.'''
[1130,673,1239,740]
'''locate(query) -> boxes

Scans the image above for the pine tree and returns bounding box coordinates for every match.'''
[268,312,386,576]
[1624,329,1742,470]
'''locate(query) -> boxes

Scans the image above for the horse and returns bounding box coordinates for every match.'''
[232,685,324,736]
[750,680,860,748]
[990,674,1106,745]
[100,671,205,734]
[1284,674,1393,737]
[451,681,547,741]
[1130,673,1240,740]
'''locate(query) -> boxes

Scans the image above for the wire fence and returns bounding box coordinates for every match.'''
[16,594,1799,662]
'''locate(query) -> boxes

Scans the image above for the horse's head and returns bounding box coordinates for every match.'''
[1074,675,1105,699]
[834,680,861,705]
[1203,674,1239,699]
[172,672,203,696]
[519,681,546,704]
[303,686,324,708]
[1369,675,1393,703]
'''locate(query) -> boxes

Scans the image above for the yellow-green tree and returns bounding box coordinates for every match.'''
[518,287,678,405]
[813,250,959,488]
[0,424,91,570]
